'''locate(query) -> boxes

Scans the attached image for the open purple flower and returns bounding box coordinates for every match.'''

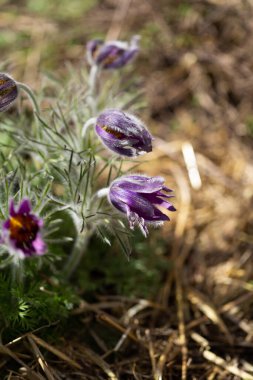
[108,175,176,237]
[0,73,18,112]
[87,36,139,69]
[2,199,46,259]
[95,109,153,157]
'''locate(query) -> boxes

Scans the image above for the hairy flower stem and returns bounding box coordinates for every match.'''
[17,82,40,115]
[63,230,93,279]
[11,260,24,286]
[87,65,99,115]
[81,117,96,138]
[95,188,109,198]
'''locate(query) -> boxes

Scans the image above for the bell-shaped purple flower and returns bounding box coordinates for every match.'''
[0,73,18,112]
[95,109,153,157]
[2,199,46,259]
[86,36,139,69]
[108,175,176,237]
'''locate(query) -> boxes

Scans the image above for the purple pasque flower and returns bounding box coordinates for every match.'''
[0,73,18,112]
[2,199,46,259]
[108,175,176,237]
[95,109,153,157]
[86,35,139,69]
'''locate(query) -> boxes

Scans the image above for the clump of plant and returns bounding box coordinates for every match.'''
[0,36,176,336]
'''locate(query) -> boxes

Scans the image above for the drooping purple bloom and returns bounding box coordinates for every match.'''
[108,175,176,237]
[86,36,139,69]
[0,73,18,112]
[95,109,153,157]
[2,199,46,259]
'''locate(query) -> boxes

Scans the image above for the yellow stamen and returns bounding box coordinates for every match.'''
[10,216,23,229]
[102,125,123,139]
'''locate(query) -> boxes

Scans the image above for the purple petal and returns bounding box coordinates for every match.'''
[145,207,170,222]
[9,200,16,216]
[32,234,46,255]
[113,175,165,193]
[105,145,137,157]
[86,40,103,65]
[155,191,174,199]
[162,186,173,192]
[18,199,32,214]
[110,187,156,218]
[142,193,176,211]
[3,220,10,229]
[87,39,103,54]
[107,48,138,69]
[96,45,122,66]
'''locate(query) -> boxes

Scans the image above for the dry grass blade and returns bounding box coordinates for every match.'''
[203,350,253,380]
[98,312,146,348]
[27,336,56,380]
[123,299,151,324]
[145,329,157,379]
[182,142,202,190]
[187,288,233,344]
[28,334,82,370]
[0,345,43,380]
[175,273,188,380]
[155,332,177,380]
[77,345,119,380]
[191,332,253,379]
[106,0,132,41]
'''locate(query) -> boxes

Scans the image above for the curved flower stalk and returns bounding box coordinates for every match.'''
[86,35,140,70]
[108,174,176,237]
[0,73,19,112]
[95,109,153,157]
[1,199,46,259]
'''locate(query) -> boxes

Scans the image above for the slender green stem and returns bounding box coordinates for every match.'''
[88,65,98,97]
[12,259,24,287]
[17,82,40,115]
[63,229,93,279]
[87,65,99,116]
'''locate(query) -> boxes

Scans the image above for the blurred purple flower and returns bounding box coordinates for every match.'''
[86,36,139,69]
[95,109,153,157]
[2,199,46,259]
[0,73,18,112]
[109,175,176,237]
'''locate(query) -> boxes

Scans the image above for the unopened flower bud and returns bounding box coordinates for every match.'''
[0,73,18,112]
[95,109,153,157]
[87,36,139,69]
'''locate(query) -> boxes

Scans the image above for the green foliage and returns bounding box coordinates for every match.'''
[0,12,175,345]
[0,272,78,341]
[78,232,169,299]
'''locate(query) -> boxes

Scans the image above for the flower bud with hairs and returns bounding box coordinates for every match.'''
[87,36,140,69]
[95,109,153,157]
[0,73,18,112]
